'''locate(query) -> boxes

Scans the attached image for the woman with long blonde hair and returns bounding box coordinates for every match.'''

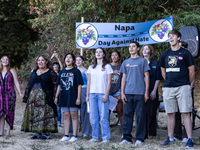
[0,56,23,138]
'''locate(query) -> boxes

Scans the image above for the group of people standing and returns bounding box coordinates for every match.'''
[0,30,195,148]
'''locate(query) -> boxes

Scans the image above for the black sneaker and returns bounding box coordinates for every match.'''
[160,136,175,147]
[185,138,194,148]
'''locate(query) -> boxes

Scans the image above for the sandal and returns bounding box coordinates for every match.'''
[30,134,41,139]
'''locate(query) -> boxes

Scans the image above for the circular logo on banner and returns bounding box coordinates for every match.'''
[149,19,173,42]
[76,23,98,48]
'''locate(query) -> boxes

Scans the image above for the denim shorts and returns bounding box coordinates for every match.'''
[110,88,121,97]
[61,107,79,113]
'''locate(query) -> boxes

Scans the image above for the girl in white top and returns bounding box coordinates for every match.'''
[86,48,113,143]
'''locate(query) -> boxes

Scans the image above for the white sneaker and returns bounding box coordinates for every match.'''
[182,138,188,143]
[69,136,78,142]
[89,139,100,142]
[119,139,131,145]
[101,140,110,143]
[121,135,123,139]
[134,140,143,146]
[59,136,70,142]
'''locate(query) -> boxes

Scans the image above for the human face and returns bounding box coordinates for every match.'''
[111,52,120,63]
[95,48,105,59]
[1,56,9,66]
[53,65,59,72]
[142,46,150,57]
[65,54,74,67]
[37,56,47,69]
[168,34,180,46]
[129,43,139,55]
[76,57,84,67]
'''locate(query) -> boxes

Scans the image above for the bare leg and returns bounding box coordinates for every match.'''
[6,123,10,136]
[70,111,78,136]
[63,111,70,135]
[167,113,175,139]
[0,113,6,135]
[115,96,123,128]
[182,112,192,139]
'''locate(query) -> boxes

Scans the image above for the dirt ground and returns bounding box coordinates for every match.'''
[1,59,200,150]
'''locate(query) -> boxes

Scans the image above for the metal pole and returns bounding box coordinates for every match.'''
[80,17,84,56]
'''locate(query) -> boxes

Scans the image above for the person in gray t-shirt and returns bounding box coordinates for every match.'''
[119,41,150,146]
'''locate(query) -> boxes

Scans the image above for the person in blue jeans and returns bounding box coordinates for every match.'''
[51,52,63,127]
[86,48,113,143]
[119,41,150,146]
[76,55,91,137]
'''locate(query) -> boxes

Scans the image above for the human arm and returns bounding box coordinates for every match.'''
[10,68,23,98]
[102,74,112,102]
[121,73,127,104]
[150,80,160,100]
[144,71,150,103]
[86,73,91,102]
[76,85,82,105]
[51,53,63,69]
[161,67,166,80]
[54,85,60,105]
[188,65,195,89]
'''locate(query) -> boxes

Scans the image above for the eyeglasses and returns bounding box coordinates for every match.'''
[53,65,59,68]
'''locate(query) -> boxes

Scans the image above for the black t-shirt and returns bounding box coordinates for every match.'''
[109,64,122,95]
[160,47,194,87]
[56,67,84,107]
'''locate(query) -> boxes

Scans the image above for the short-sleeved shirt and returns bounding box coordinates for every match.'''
[87,64,113,94]
[56,67,84,107]
[120,57,150,95]
[109,64,122,95]
[160,47,194,87]
[149,59,163,91]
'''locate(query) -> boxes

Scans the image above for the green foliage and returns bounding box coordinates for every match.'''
[0,0,39,67]
[20,0,200,72]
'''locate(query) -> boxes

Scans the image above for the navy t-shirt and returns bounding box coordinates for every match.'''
[56,67,84,107]
[109,64,122,95]
[160,47,194,87]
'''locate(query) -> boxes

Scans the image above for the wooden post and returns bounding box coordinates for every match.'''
[80,17,84,56]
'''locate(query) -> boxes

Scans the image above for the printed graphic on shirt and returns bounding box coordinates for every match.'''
[60,73,74,90]
[166,56,180,72]
[111,70,120,83]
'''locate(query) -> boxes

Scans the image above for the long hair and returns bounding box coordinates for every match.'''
[33,55,52,72]
[64,53,76,68]
[0,56,11,72]
[92,48,109,69]
[140,45,156,61]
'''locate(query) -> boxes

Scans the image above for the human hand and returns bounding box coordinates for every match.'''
[144,92,149,103]
[150,91,156,100]
[54,97,58,105]
[76,99,81,105]
[121,93,127,104]
[102,95,108,102]
[20,93,23,98]
[86,96,89,102]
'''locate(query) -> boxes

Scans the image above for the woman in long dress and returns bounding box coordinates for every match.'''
[0,56,23,137]
[21,55,58,139]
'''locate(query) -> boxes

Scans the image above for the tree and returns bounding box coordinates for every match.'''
[23,0,200,68]
[0,0,39,67]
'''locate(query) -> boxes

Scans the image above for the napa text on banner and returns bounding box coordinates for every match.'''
[76,16,173,49]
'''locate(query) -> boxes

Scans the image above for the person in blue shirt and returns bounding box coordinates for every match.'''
[76,55,91,137]
[140,45,162,139]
